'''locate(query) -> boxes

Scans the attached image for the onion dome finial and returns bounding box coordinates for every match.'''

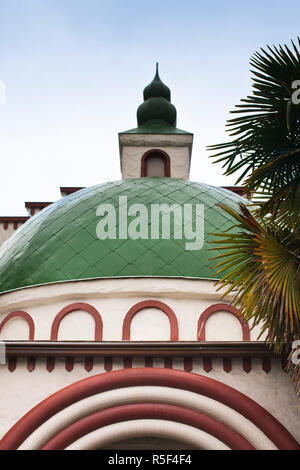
[137,64,177,127]
[143,63,171,102]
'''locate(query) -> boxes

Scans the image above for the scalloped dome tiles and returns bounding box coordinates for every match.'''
[0,178,245,293]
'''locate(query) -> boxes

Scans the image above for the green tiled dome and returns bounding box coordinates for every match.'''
[0,178,245,293]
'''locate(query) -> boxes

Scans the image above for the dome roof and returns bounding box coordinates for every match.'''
[0,178,245,293]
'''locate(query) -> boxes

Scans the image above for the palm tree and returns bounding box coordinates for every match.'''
[208,38,300,393]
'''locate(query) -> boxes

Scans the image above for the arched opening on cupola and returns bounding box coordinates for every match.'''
[141,150,170,177]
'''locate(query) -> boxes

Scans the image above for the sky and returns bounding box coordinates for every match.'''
[0,0,299,215]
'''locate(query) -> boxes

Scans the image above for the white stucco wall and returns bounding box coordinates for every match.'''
[0,278,266,341]
[119,134,193,179]
[0,357,299,444]
[0,277,299,446]
[0,224,18,248]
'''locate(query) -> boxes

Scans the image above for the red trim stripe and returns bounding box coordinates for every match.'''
[51,303,103,341]
[122,300,178,341]
[41,403,255,450]
[198,304,250,341]
[0,368,298,450]
[0,311,35,341]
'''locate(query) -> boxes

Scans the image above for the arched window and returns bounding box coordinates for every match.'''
[141,150,170,177]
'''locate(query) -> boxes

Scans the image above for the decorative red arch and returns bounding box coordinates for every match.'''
[0,311,35,372]
[122,300,178,341]
[0,311,35,340]
[48,303,103,373]
[141,149,171,177]
[50,303,103,341]
[197,304,251,373]
[42,403,254,450]
[0,368,298,450]
[198,303,250,341]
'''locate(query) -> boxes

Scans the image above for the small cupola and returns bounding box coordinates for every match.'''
[119,64,193,180]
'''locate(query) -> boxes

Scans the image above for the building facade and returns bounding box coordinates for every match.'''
[0,67,299,450]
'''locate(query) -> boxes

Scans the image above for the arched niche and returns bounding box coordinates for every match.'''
[0,311,35,341]
[141,150,171,177]
[122,300,178,341]
[197,303,250,341]
[51,303,103,341]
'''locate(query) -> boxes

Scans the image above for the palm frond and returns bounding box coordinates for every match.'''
[210,203,300,350]
[207,38,300,393]
[208,37,300,208]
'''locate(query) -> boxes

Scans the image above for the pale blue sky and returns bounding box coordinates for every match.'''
[0,0,299,214]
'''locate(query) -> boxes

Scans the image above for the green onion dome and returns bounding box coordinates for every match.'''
[143,64,171,101]
[137,64,177,127]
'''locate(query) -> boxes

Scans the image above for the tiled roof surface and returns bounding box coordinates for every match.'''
[121,119,192,134]
[0,178,245,293]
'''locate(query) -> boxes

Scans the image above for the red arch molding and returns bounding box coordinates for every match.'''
[51,303,103,340]
[122,300,179,340]
[0,311,35,340]
[141,149,171,177]
[41,403,254,450]
[0,368,298,450]
[198,303,250,341]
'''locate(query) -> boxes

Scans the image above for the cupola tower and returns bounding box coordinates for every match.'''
[119,64,193,179]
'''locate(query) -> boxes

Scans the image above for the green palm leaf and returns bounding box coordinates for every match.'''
[208,38,300,393]
[208,38,300,208]
[210,203,300,349]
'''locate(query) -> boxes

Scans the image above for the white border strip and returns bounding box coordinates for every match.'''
[66,419,229,450]
[19,386,276,450]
